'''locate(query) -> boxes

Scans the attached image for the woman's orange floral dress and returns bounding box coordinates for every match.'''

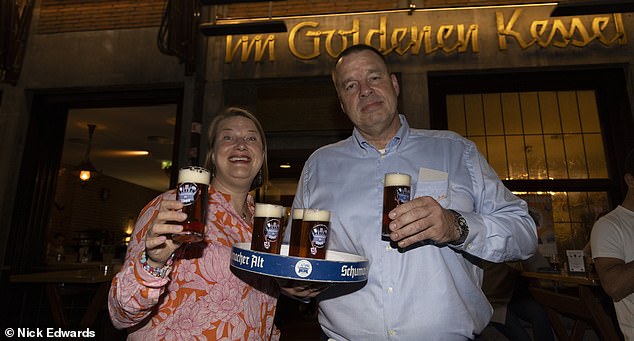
[108,186,280,340]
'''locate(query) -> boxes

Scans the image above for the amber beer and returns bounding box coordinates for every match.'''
[287,208,304,257]
[251,203,285,254]
[382,173,411,240]
[172,166,210,243]
[298,209,330,259]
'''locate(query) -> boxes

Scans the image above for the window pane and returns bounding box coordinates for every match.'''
[520,92,542,135]
[487,136,508,179]
[465,94,485,136]
[483,93,504,135]
[578,90,601,133]
[539,92,562,134]
[564,134,588,178]
[585,133,608,178]
[545,135,567,178]
[525,135,547,179]
[558,91,582,133]
[502,93,523,134]
[506,136,527,179]
[447,95,466,136]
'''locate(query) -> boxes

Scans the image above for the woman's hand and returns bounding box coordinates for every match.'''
[144,199,185,267]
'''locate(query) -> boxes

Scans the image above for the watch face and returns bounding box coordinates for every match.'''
[450,210,468,245]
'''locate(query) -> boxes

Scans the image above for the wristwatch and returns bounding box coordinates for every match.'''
[448,209,469,245]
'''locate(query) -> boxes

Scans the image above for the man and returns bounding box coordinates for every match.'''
[591,149,634,341]
[284,44,537,340]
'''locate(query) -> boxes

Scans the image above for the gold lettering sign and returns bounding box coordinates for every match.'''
[497,10,626,49]
[225,10,628,63]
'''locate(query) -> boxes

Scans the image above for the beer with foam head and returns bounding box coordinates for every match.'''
[251,203,285,254]
[288,208,304,257]
[172,166,210,243]
[298,209,330,259]
[382,173,411,240]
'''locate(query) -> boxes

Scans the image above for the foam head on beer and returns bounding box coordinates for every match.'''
[178,166,210,185]
[292,208,305,220]
[255,203,284,218]
[303,209,330,222]
[384,172,410,187]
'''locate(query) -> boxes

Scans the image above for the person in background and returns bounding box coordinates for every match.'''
[481,252,554,341]
[109,107,280,340]
[281,44,537,340]
[46,232,66,263]
[591,148,634,341]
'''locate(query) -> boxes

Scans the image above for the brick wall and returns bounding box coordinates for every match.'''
[222,0,554,19]
[37,0,167,34]
[36,0,556,33]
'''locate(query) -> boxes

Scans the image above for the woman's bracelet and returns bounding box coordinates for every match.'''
[140,250,175,278]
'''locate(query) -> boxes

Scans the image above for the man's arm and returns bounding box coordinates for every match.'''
[594,257,634,301]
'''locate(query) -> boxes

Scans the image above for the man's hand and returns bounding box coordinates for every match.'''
[387,196,461,248]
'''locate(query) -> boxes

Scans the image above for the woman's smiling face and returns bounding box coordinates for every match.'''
[211,115,264,191]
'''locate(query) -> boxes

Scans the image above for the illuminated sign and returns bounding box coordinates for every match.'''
[223,8,628,63]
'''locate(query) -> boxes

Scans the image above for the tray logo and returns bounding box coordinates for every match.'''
[295,259,313,278]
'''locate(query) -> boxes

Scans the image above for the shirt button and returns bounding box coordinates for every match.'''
[387,287,393,294]
[389,330,396,336]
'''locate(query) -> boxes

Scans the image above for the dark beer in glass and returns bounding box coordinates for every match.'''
[382,173,411,240]
[172,166,210,243]
[251,203,285,254]
[287,208,304,257]
[298,209,330,259]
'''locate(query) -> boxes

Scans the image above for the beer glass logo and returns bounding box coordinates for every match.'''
[263,218,280,249]
[295,259,313,278]
[310,224,328,255]
[178,183,199,206]
[396,187,410,204]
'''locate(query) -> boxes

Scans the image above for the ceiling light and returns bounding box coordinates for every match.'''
[279,163,291,169]
[77,123,99,183]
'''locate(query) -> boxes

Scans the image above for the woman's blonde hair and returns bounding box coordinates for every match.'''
[204,107,268,191]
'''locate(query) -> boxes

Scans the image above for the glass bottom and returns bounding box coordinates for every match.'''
[172,231,203,244]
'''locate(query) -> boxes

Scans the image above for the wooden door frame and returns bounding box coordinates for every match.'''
[7,85,184,273]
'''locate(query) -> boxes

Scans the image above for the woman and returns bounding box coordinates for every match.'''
[108,107,280,340]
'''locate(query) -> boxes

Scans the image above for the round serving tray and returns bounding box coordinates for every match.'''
[231,243,369,283]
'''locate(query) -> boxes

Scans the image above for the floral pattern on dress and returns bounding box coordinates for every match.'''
[108,187,280,341]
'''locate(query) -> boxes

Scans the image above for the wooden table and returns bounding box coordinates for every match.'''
[10,265,118,328]
[521,271,622,341]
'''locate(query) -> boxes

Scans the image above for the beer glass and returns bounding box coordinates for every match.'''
[287,208,304,257]
[172,166,210,243]
[382,173,411,240]
[298,209,330,259]
[251,203,285,254]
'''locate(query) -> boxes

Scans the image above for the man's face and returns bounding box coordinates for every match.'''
[333,50,400,135]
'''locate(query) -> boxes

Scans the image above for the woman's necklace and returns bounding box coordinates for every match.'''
[240,199,250,221]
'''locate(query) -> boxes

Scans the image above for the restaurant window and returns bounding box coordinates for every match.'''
[445,89,611,258]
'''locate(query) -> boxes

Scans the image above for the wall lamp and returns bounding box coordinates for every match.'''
[551,0,634,16]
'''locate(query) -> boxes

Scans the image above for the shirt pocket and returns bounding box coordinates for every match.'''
[413,179,449,208]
